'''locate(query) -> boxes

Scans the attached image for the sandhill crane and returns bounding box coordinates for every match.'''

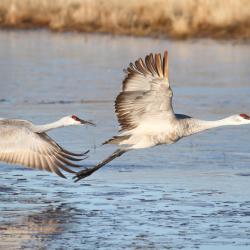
[74,50,250,182]
[0,115,95,178]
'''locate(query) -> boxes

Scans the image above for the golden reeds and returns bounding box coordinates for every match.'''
[0,0,250,39]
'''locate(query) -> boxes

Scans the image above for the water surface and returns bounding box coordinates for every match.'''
[0,31,250,249]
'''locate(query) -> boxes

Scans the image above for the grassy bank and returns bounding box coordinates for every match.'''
[0,0,250,39]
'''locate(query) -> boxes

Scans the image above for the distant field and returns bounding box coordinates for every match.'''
[0,0,250,39]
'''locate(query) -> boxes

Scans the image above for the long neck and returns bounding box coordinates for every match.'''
[33,120,66,133]
[181,116,240,137]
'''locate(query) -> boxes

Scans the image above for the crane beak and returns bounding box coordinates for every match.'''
[80,119,96,126]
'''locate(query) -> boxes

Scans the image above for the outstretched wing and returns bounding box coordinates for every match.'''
[115,50,175,132]
[0,125,86,178]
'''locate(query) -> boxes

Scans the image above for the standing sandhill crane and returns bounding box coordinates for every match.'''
[0,115,95,178]
[74,50,250,181]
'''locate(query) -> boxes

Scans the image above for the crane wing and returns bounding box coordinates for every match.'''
[115,50,175,131]
[0,125,86,178]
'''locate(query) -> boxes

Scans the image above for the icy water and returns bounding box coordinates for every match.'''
[0,31,250,249]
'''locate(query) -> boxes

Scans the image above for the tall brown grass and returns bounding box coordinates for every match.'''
[0,0,250,39]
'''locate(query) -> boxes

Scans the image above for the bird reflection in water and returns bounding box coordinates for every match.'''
[0,204,74,249]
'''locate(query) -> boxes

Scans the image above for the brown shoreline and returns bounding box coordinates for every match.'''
[1,0,250,40]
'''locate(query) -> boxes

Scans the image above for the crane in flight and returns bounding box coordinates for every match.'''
[0,115,95,178]
[74,50,250,182]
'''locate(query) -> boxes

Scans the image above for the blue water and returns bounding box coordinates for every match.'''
[0,30,250,249]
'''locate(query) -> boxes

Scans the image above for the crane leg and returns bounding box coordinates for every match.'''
[73,149,127,182]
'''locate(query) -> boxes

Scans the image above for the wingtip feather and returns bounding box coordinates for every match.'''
[163,50,169,79]
[155,53,163,77]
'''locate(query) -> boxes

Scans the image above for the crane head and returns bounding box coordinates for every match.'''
[232,113,250,125]
[70,115,95,126]
[59,115,95,126]
[240,113,250,120]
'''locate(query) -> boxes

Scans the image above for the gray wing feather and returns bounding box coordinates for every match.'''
[116,51,174,131]
[0,122,84,178]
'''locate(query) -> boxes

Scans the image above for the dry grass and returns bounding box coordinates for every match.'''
[0,0,250,39]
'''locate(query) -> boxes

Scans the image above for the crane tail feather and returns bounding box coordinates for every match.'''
[103,135,130,145]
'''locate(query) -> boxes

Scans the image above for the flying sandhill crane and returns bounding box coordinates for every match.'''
[74,50,250,182]
[0,115,95,178]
